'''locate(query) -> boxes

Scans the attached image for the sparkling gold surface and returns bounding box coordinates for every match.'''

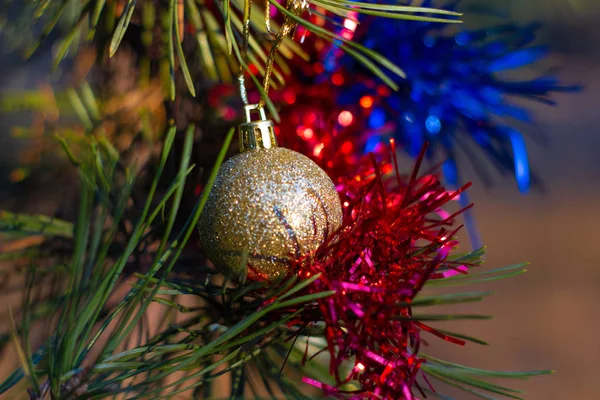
[198,147,342,279]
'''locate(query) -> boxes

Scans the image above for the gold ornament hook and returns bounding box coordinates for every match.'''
[238,104,278,152]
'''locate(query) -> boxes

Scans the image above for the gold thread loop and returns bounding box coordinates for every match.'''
[238,0,308,113]
[260,0,308,107]
[238,0,252,105]
[265,0,276,37]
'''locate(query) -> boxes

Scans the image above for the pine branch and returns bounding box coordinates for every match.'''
[1,122,334,398]
[0,2,555,399]
[3,0,461,102]
[0,122,227,396]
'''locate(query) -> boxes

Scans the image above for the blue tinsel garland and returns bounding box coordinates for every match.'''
[332,1,579,193]
[325,1,580,246]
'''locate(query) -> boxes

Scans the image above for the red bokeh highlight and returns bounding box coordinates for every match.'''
[360,95,374,109]
[338,111,354,127]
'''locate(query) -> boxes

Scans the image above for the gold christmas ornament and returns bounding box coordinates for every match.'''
[198,105,342,279]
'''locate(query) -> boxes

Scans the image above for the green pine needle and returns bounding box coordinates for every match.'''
[0,211,73,239]
[109,0,137,57]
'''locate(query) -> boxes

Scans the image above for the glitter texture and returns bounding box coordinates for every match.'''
[198,147,342,279]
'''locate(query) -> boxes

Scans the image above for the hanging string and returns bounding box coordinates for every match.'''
[238,0,253,105]
[237,0,308,110]
[260,0,308,108]
[265,0,276,37]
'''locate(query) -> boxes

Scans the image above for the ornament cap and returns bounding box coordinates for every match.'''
[238,104,278,152]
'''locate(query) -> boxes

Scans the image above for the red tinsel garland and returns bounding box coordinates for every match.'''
[306,150,469,399]
[253,124,474,398]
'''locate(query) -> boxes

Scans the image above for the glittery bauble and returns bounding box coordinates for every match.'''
[198,147,342,279]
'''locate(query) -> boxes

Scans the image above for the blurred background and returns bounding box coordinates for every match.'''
[430,1,600,399]
[1,0,599,399]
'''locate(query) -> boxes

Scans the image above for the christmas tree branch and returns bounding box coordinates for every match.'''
[5,0,460,102]
[0,149,551,400]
